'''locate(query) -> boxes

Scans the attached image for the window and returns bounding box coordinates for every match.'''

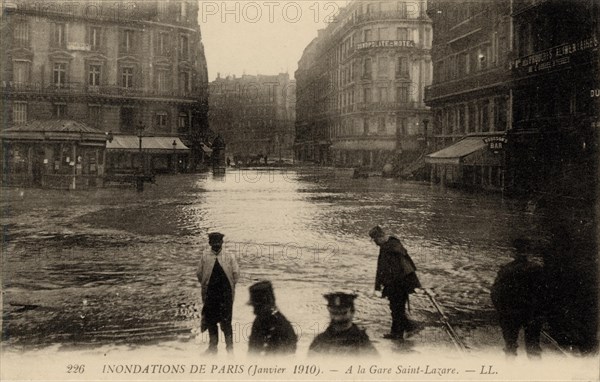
[158,1,168,16]
[13,102,27,125]
[396,57,409,77]
[378,27,388,40]
[363,118,369,135]
[363,29,372,42]
[53,63,67,87]
[363,58,372,78]
[120,107,134,132]
[378,57,388,78]
[178,112,188,132]
[14,21,29,46]
[397,84,409,102]
[180,2,187,19]
[156,32,169,55]
[397,2,407,17]
[458,105,466,133]
[480,100,489,132]
[88,27,101,50]
[156,112,168,128]
[179,72,190,93]
[495,98,507,131]
[121,67,134,88]
[53,23,66,47]
[54,103,67,118]
[120,30,134,53]
[88,65,101,86]
[366,3,376,13]
[378,87,388,102]
[13,61,29,84]
[89,105,101,126]
[156,69,169,92]
[468,103,477,133]
[397,28,408,41]
[363,87,371,103]
[459,53,468,76]
[377,117,386,133]
[179,35,189,59]
[396,117,407,135]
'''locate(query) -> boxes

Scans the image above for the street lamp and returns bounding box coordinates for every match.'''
[136,121,145,192]
[172,139,177,174]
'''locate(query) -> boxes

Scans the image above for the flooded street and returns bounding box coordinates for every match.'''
[0,168,588,353]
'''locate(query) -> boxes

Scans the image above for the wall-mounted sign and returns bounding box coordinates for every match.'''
[356,40,415,50]
[67,42,91,51]
[512,36,598,75]
[591,89,600,98]
[483,136,507,152]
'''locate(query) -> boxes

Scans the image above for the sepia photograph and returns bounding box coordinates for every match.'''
[0,0,598,381]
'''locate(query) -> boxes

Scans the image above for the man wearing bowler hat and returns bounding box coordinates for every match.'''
[196,232,239,354]
[370,225,422,341]
[247,280,297,355]
[308,292,378,356]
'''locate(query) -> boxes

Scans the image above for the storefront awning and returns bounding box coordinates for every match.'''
[0,119,107,145]
[425,137,486,165]
[107,136,190,153]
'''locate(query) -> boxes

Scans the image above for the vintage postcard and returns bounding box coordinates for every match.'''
[1,0,598,381]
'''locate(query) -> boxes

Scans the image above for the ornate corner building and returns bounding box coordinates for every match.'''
[295,0,433,169]
[1,0,209,178]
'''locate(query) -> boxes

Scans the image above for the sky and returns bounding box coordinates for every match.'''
[199,1,349,81]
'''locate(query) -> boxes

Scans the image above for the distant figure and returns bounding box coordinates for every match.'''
[248,281,297,356]
[226,157,231,167]
[308,292,378,356]
[370,226,422,340]
[196,232,239,354]
[491,238,546,358]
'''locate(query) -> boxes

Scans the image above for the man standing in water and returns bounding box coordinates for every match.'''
[491,238,546,358]
[370,226,422,341]
[197,232,239,354]
[308,292,378,356]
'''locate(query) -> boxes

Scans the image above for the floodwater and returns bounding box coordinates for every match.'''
[1,168,595,353]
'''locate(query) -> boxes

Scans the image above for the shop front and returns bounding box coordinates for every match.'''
[426,135,506,191]
[1,120,107,189]
[106,135,190,174]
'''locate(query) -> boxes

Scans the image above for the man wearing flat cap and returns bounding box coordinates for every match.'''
[196,232,239,354]
[308,292,378,356]
[248,281,297,356]
[370,225,421,341]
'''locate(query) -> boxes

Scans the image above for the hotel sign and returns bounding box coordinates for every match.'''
[512,36,598,75]
[356,40,415,50]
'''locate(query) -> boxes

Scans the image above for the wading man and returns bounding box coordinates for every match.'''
[370,225,422,341]
[491,238,546,358]
[196,232,239,354]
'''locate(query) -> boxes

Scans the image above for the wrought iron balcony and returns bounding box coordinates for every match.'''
[2,81,198,100]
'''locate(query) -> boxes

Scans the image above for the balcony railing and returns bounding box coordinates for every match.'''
[2,81,197,100]
[357,102,415,111]
[424,68,510,102]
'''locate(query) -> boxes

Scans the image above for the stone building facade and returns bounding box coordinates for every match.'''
[424,0,512,191]
[1,0,209,174]
[208,73,295,164]
[295,0,432,170]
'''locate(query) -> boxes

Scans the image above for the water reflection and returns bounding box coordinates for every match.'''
[1,168,595,351]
